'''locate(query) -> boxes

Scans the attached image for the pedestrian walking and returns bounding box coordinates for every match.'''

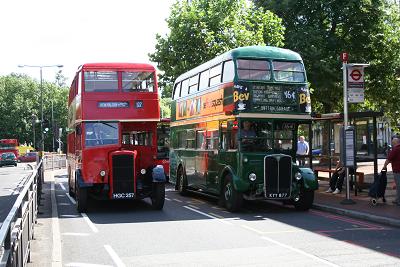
[382,137,400,206]
[297,135,309,166]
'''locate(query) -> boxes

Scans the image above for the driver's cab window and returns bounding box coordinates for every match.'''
[274,122,295,151]
[239,120,272,152]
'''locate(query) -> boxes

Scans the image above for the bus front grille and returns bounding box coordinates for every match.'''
[112,154,135,195]
[264,155,292,199]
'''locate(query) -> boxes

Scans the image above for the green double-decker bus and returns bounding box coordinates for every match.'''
[169,46,318,211]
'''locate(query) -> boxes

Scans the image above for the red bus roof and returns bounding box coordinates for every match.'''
[69,63,160,124]
[0,139,18,145]
[81,63,156,71]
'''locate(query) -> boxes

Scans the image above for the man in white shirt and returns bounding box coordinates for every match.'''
[296,135,309,166]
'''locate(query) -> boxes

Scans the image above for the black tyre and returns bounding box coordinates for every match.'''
[69,179,75,198]
[151,182,165,210]
[177,167,188,196]
[294,189,314,211]
[76,185,88,213]
[222,175,243,212]
[68,169,75,198]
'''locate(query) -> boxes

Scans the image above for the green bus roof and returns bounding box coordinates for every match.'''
[175,46,303,83]
[230,46,302,61]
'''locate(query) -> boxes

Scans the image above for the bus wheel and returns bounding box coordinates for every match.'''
[223,175,242,212]
[68,169,75,198]
[76,185,88,213]
[151,182,165,210]
[294,189,314,211]
[177,167,187,196]
[69,181,75,198]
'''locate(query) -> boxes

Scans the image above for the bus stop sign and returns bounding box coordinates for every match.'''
[340,126,355,168]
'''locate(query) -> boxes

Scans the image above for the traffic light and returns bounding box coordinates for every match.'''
[42,119,50,128]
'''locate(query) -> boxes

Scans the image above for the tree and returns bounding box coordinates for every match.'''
[160,97,172,119]
[0,74,69,151]
[150,0,285,97]
[254,0,400,122]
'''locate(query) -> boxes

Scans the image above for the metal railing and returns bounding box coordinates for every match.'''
[0,161,42,267]
[43,153,66,170]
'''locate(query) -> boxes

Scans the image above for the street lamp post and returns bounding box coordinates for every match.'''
[18,64,63,155]
[31,114,38,149]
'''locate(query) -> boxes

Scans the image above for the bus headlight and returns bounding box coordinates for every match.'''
[140,169,146,175]
[248,173,257,181]
[243,157,248,163]
[295,172,302,181]
[100,170,106,177]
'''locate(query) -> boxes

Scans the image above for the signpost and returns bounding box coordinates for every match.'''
[340,52,369,205]
[347,66,365,103]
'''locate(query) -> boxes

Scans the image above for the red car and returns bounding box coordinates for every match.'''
[18,152,38,162]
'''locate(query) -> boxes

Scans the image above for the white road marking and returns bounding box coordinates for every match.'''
[66,193,77,204]
[65,263,113,267]
[82,213,99,233]
[60,214,80,218]
[183,206,233,225]
[173,198,183,202]
[187,204,199,209]
[242,225,304,235]
[50,177,63,265]
[165,197,171,201]
[165,188,175,192]
[58,202,71,206]
[104,245,126,267]
[62,232,91,236]
[261,236,340,267]
[241,225,264,234]
[58,182,66,191]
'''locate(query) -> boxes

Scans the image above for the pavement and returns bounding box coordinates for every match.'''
[313,158,400,228]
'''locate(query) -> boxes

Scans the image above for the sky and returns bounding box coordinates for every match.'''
[0,0,175,85]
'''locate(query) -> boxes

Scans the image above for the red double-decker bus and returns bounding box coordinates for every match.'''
[0,139,19,158]
[67,63,166,212]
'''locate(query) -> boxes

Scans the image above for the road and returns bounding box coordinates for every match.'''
[30,169,400,267]
[0,162,34,225]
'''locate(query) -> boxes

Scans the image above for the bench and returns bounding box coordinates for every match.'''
[313,167,365,195]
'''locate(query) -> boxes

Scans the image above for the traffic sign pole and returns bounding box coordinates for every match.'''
[341,60,356,205]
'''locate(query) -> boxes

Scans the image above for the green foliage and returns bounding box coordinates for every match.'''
[0,74,68,151]
[150,0,285,98]
[255,0,400,123]
[160,97,172,119]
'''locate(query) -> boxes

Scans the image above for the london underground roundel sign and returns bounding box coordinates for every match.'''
[348,67,364,83]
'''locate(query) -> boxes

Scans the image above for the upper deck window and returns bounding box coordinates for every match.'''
[237,59,271,81]
[84,71,118,92]
[173,82,181,99]
[181,79,189,97]
[222,60,234,82]
[199,70,210,91]
[272,61,305,82]
[209,64,222,86]
[122,71,154,92]
[188,74,199,94]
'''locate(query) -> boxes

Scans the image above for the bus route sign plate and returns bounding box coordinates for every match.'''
[98,101,129,108]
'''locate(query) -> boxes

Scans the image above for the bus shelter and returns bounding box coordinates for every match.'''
[310,111,384,189]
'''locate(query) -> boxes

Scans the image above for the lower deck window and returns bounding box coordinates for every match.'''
[123,131,153,146]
